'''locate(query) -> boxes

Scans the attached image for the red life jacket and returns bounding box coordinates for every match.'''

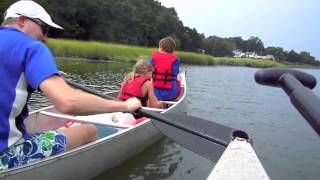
[151,51,177,89]
[119,75,149,106]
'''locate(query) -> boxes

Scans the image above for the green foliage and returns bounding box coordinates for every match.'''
[36,0,189,48]
[286,50,301,63]
[227,37,246,51]
[246,36,264,53]
[264,47,285,60]
[0,0,15,20]
[47,38,155,62]
[1,0,318,66]
[56,58,132,74]
[48,38,284,68]
[203,36,235,57]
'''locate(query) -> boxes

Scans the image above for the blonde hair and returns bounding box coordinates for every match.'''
[122,59,152,84]
[159,36,176,53]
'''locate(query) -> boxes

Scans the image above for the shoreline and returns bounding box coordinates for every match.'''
[49,38,319,69]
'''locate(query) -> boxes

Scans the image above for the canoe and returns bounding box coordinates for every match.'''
[0,72,187,180]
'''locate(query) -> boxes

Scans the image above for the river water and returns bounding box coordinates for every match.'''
[29,60,320,180]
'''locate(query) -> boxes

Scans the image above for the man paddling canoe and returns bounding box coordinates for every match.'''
[0,0,141,170]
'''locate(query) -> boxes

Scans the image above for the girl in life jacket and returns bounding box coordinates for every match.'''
[118,60,164,109]
[150,36,181,101]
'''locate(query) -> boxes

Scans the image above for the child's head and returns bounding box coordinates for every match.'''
[124,59,152,83]
[159,36,176,53]
[133,59,152,75]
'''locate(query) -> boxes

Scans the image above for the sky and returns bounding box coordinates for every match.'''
[157,0,320,60]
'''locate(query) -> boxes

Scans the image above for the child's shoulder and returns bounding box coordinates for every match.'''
[152,52,177,61]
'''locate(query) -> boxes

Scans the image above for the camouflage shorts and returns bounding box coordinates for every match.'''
[0,131,67,170]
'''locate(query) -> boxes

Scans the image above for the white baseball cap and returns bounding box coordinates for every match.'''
[4,0,63,30]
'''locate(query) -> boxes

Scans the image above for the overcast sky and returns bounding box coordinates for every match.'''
[157,0,320,60]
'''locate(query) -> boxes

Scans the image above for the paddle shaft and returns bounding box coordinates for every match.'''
[255,68,320,136]
[279,73,320,136]
[64,78,232,147]
[64,78,115,100]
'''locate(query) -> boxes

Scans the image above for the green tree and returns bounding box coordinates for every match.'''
[179,27,204,51]
[0,0,15,20]
[2,0,317,64]
[286,50,301,63]
[204,36,235,57]
[264,47,285,60]
[227,37,246,51]
[246,36,264,54]
[300,51,316,64]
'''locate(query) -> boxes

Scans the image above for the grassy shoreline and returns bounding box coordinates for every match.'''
[47,39,316,68]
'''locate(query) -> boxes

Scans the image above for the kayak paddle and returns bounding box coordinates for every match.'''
[64,78,249,161]
[255,68,320,136]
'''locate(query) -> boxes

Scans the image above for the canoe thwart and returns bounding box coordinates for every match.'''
[39,111,133,128]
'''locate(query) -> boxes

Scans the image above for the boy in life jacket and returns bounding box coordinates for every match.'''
[119,60,164,109]
[150,36,181,101]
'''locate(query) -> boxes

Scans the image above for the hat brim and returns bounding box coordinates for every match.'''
[42,20,63,30]
[48,25,64,37]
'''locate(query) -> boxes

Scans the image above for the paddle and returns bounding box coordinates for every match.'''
[255,68,320,136]
[64,78,249,162]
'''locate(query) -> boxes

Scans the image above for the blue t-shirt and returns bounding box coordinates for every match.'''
[150,57,180,100]
[0,27,59,153]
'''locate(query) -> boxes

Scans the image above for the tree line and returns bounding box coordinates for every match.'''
[1,0,318,65]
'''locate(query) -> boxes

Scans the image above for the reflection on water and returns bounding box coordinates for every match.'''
[29,60,131,111]
[183,66,320,180]
[57,59,130,92]
[29,91,51,111]
[28,60,320,180]
[95,138,212,180]
[97,138,182,179]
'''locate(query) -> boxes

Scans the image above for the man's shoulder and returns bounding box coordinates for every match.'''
[1,27,45,47]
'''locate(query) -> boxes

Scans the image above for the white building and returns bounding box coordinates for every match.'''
[233,50,275,61]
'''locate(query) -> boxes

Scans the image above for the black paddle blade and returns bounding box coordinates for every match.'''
[255,68,317,89]
[149,112,249,162]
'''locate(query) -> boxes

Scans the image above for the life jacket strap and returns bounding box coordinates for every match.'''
[153,69,176,84]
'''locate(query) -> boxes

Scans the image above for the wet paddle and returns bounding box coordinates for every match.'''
[64,78,249,161]
[255,68,320,136]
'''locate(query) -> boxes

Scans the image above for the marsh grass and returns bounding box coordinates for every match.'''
[48,38,284,68]
[48,39,155,62]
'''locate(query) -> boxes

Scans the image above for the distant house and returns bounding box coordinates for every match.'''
[245,51,257,58]
[233,50,256,58]
[232,50,245,58]
[233,50,275,61]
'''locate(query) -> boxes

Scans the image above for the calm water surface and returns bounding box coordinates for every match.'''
[30,60,320,180]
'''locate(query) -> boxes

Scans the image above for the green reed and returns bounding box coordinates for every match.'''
[48,38,283,68]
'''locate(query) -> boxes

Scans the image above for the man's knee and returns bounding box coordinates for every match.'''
[61,123,97,150]
[83,124,97,141]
